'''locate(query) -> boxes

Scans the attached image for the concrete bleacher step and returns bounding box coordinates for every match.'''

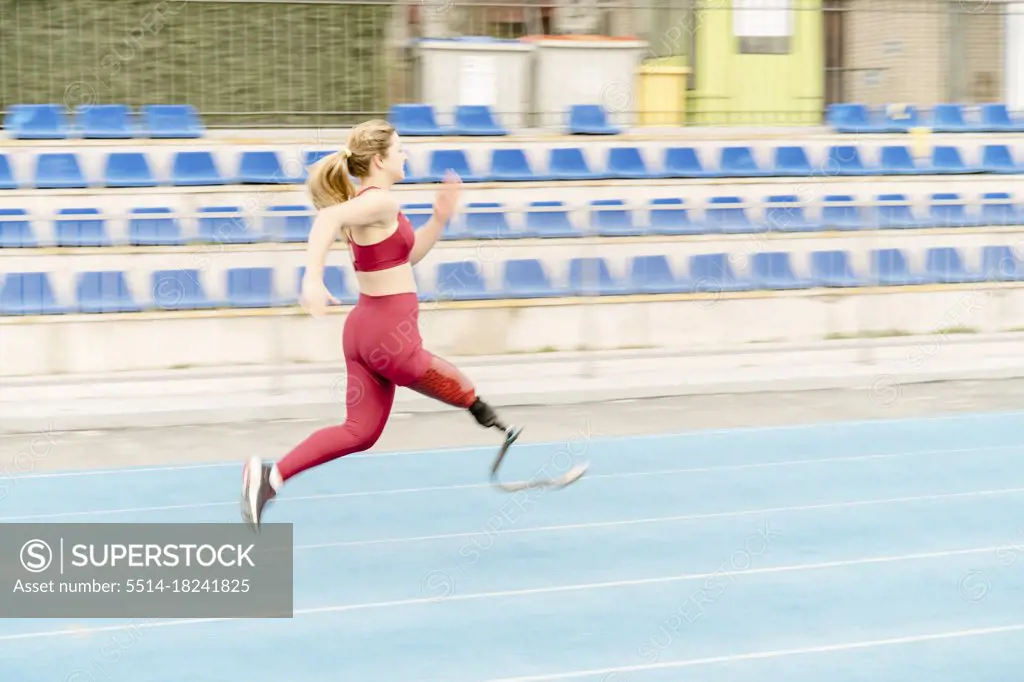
[3,333,1022,433]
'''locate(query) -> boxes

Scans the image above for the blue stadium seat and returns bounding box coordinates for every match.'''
[453,105,508,135]
[606,147,655,179]
[764,195,819,233]
[525,201,576,238]
[487,149,542,181]
[103,152,157,187]
[876,194,923,229]
[980,104,1024,132]
[871,249,931,286]
[980,193,1021,226]
[140,105,204,138]
[239,151,292,183]
[590,199,640,236]
[426,149,480,182]
[824,145,873,176]
[929,104,983,133]
[705,196,757,234]
[662,147,716,178]
[567,104,621,135]
[882,104,920,132]
[5,104,69,139]
[981,246,1023,282]
[925,247,986,283]
[401,203,434,230]
[548,147,604,180]
[719,146,768,177]
[197,206,261,243]
[0,209,36,247]
[172,151,224,185]
[879,146,922,175]
[265,205,313,242]
[389,104,448,136]
[128,207,183,246]
[811,250,863,288]
[0,272,69,315]
[627,255,691,294]
[500,259,562,298]
[772,146,813,176]
[0,154,16,189]
[296,266,356,305]
[463,203,514,239]
[227,267,276,308]
[34,153,87,189]
[430,261,491,301]
[55,208,109,247]
[688,253,751,292]
[77,104,132,138]
[930,145,981,174]
[981,145,1021,173]
[929,193,978,228]
[304,150,336,167]
[826,103,888,133]
[398,159,425,184]
[76,271,142,313]
[648,198,700,235]
[821,195,865,231]
[150,269,217,310]
[568,257,628,295]
[751,252,815,290]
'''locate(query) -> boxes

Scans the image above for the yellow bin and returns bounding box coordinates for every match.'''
[637,63,690,127]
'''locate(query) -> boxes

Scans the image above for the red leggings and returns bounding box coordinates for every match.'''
[276,292,477,482]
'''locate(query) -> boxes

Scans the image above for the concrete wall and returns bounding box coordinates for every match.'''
[843,0,1005,106]
[2,284,1022,377]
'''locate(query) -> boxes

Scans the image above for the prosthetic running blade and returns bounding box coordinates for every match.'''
[489,426,589,492]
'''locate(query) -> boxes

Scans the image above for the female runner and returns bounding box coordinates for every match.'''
[240,119,520,529]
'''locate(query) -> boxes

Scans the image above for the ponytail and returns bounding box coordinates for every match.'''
[307,148,356,210]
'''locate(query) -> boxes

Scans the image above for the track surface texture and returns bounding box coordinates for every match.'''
[0,379,1022,681]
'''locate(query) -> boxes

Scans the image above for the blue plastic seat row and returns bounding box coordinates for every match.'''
[4,104,204,139]
[428,247,1024,299]
[397,144,1021,181]
[4,143,1019,190]
[0,206,311,247]
[0,150,310,189]
[390,103,619,136]
[828,103,1024,134]
[3,193,1020,248]
[3,246,1020,315]
[429,194,1023,239]
[0,266,357,315]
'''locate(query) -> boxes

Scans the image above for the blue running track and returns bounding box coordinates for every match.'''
[1,411,1022,681]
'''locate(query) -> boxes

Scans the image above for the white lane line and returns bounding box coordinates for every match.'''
[292,486,1024,551]
[0,544,1009,643]
[3,445,1021,522]
[481,624,1024,681]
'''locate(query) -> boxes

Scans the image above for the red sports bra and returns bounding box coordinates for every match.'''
[347,186,415,272]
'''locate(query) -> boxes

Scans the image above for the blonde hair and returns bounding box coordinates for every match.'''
[307,119,396,210]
